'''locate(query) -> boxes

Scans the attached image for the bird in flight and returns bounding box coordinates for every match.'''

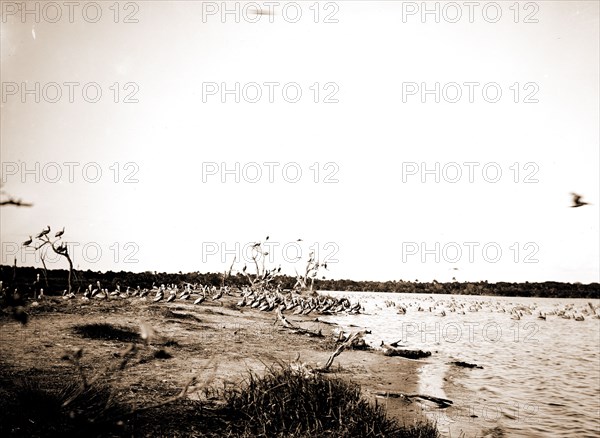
[570,193,590,208]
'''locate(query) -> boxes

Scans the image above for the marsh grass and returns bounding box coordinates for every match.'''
[0,373,126,437]
[221,363,439,438]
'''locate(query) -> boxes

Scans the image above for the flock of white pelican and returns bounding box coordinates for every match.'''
[65,281,362,316]
[237,289,361,315]
[384,296,600,321]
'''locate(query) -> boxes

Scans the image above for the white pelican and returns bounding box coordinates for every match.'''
[194,290,206,305]
[212,289,224,300]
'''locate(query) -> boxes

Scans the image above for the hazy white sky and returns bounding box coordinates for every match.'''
[1,1,598,283]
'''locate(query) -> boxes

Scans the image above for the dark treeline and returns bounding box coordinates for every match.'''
[1,265,598,299]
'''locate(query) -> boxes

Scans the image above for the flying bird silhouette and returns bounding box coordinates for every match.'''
[570,193,590,208]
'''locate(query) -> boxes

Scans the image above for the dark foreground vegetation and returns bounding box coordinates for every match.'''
[223,364,438,438]
[0,362,438,438]
[2,265,598,298]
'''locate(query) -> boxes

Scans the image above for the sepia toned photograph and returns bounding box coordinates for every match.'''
[1,1,598,437]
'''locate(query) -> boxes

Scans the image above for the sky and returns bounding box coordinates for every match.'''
[1,1,598,284]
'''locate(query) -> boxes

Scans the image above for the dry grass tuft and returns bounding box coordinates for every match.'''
[0,373,127,437]
[221,363,439,438]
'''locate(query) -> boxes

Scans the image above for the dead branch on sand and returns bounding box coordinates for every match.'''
[315,330,369,372]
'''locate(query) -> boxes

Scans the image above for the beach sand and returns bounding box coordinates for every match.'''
[0,293,429,433]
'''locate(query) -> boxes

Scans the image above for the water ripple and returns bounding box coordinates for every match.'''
[324,292,600,437]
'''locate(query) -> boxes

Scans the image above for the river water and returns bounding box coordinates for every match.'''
[321,292,600,438]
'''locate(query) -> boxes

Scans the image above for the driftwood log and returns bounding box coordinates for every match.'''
[381,345,431,359]
[275,308,323,337]
[450,360,483,369]
[313,317,336,325]
[374,391,453,409]
[389,340,407,348]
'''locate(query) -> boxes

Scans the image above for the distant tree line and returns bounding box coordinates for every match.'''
[1,265,598,299]
[314,278,599,298]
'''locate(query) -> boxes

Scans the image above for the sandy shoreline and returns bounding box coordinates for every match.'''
[0,293,430,430]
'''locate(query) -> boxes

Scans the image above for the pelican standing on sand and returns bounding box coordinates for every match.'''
[194,289,206,305]
[153,285,165,302]
[166,285,177,303]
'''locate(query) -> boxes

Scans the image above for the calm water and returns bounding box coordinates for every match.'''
[321,292,600,438]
